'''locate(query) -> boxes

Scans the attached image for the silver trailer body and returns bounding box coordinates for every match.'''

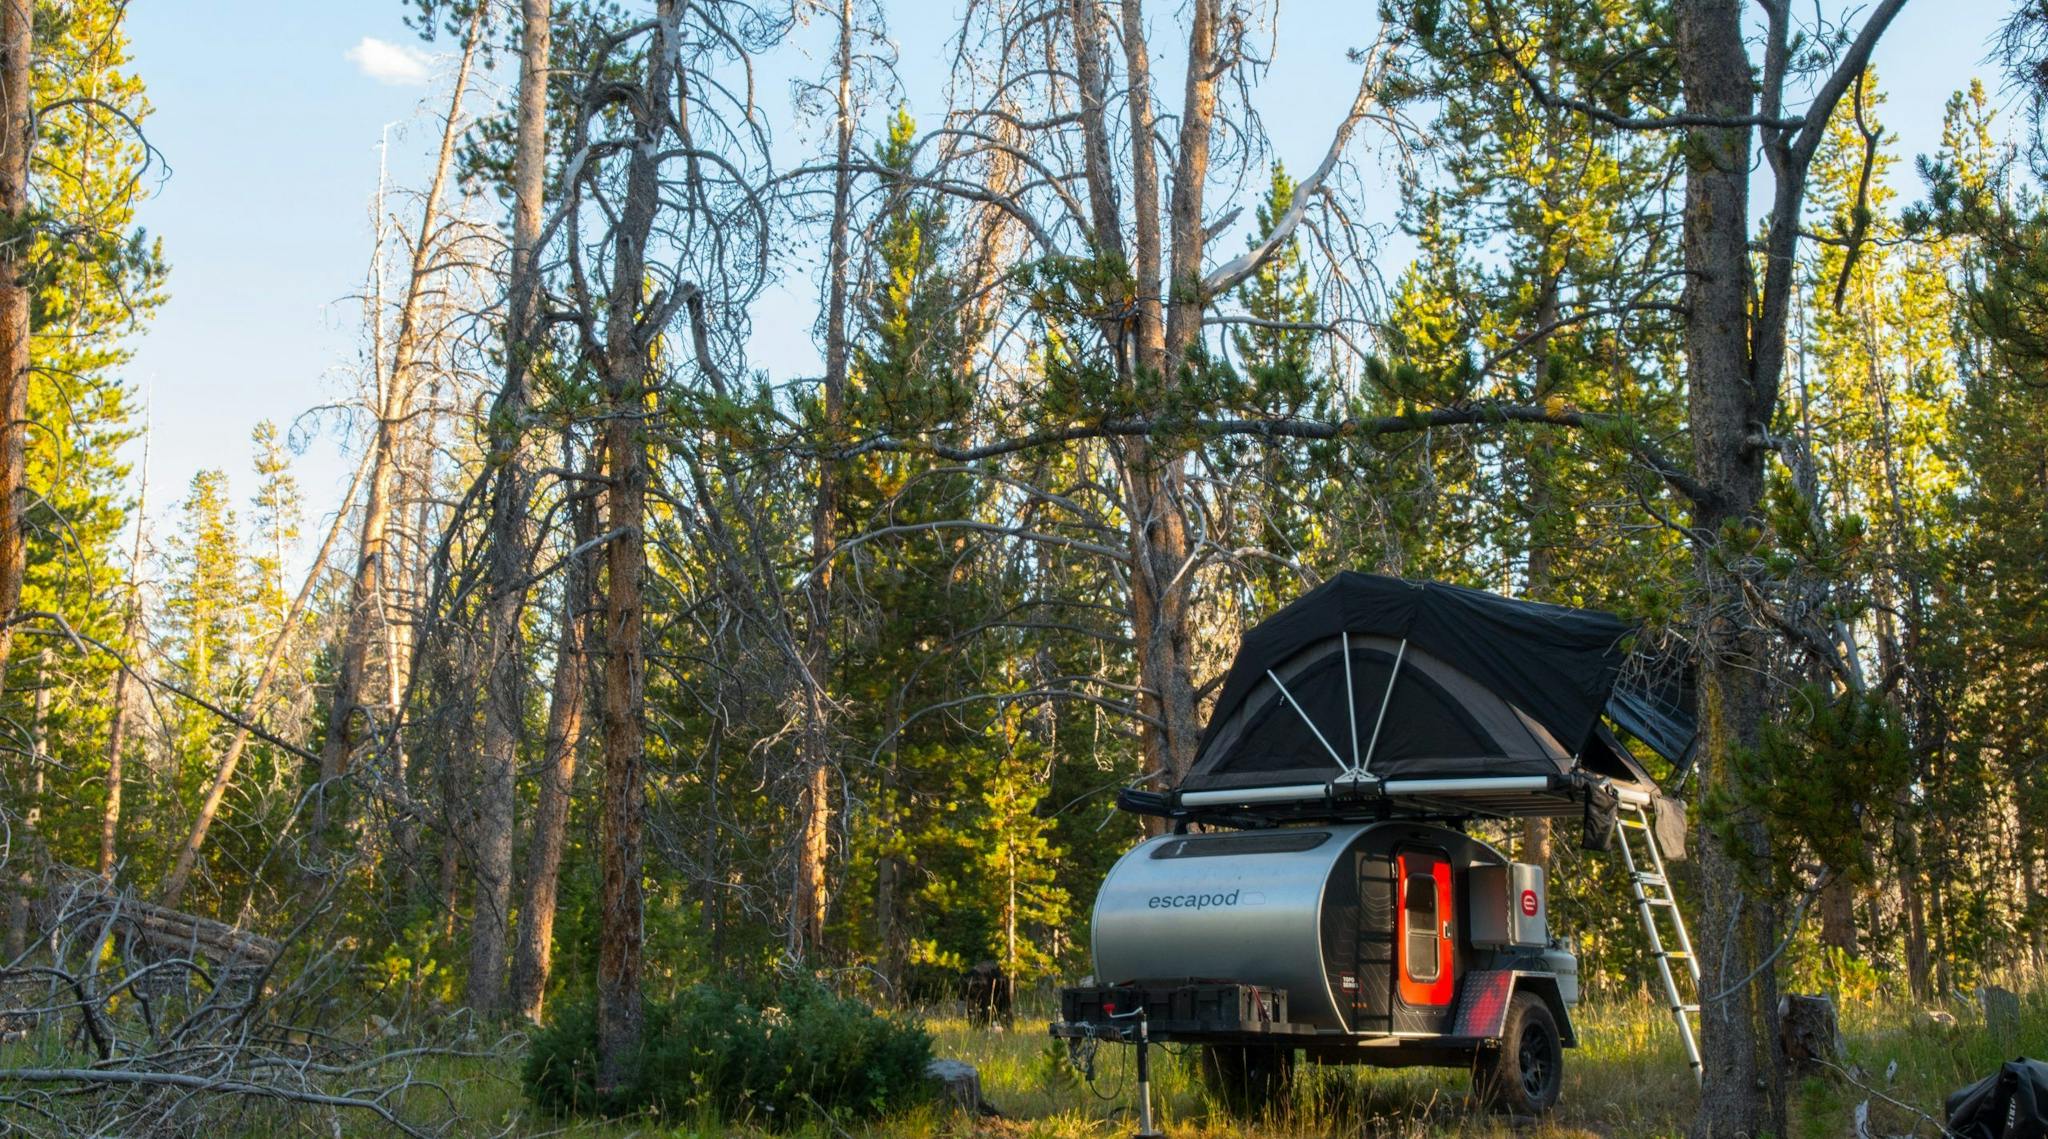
[1092,821,1532,1033]
[1092,825,1368,1031]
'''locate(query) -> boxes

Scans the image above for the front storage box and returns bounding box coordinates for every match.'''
[1468,862,1548,948]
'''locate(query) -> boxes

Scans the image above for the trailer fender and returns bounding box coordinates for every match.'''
[1510,974,1577,1048]
[1452,970,1577,1047]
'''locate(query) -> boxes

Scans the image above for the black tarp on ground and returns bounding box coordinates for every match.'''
[1947,1058,2048,1138]
[1180,572,1666,793]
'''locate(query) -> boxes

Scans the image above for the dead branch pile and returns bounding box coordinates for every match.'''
[0,862,485,1138]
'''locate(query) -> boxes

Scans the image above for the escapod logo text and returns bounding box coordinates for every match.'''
[1147,889,1240,910]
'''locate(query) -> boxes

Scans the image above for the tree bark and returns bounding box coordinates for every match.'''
[469,0,551,1020]
[498,0,561,1023]
[2025,851,2047,977]
[593,0,675,1090]
[1113,0,1206,806]
[792,0,855,961]
[0,0,31,683]
[1896,811,1932,1000]
[1678,3,1770,1133]
[1818,875,1857,955]
[508,456,594,1024]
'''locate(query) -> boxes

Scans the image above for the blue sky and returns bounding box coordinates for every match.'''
[123,0,2013,546]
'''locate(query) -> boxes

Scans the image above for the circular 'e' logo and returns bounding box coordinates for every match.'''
[1520,889,1539,917]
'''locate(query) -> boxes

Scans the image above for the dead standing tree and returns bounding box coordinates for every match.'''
[534,0,780,1087]
[157,9,494,909]
[317,2,490,826]
[843,0,1405,801]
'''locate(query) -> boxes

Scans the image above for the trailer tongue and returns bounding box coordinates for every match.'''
[1050,573,1699,1125]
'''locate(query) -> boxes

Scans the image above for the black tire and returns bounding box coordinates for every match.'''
[1473,991,1563,1117]
[1199,1044,1295,1118]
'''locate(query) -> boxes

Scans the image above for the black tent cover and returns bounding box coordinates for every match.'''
[1179,572,1693,794]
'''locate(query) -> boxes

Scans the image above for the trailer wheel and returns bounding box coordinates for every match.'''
[1199,1044,1294,1117]
[1473,991,1562,1116]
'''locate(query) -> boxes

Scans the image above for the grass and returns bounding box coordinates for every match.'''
[367,983,2045,1137]
[7,985,2042,1136]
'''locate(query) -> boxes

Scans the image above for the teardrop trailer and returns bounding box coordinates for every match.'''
[1049,573,1701,1126]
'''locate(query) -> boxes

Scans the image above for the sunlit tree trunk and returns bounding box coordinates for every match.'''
[793,0,856,960]
[1114,0,1205,806]
[0,0,31,683]
[499,0,562,1023]
[509,453,594,1024]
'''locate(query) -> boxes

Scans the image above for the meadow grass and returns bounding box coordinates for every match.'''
[329,984,2039,1137]
[7,985,2040,1136]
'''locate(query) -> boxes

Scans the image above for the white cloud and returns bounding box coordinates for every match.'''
[345,37,433,87]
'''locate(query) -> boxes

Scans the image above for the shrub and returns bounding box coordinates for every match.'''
[522,980,934,1127]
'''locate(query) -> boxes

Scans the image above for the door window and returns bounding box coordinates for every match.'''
[1404,872,1440,981]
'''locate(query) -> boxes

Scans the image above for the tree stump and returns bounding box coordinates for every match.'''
[925,1058,998,1116]
[1979,985,2021,1042]
[1779,993,1843,1076]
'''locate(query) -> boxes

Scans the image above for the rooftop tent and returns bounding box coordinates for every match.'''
[1187,633,1577,789]
[1174,573,1675,813]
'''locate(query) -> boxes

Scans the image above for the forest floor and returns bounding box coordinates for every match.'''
[409,985,2043,1138]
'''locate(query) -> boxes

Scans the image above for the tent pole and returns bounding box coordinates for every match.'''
[1264,668,1347,768]
[1342,632,1360,775]
[1359,638,1407,775]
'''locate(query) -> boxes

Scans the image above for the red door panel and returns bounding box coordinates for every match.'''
[1396,852,1455,1007]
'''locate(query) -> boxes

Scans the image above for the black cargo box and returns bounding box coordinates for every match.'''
[1058,981,1297,1036]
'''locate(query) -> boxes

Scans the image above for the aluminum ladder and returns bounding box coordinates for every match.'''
[1615,801,1703,1082]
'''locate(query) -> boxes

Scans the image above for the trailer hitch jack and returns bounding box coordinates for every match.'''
[1131,1008,1163,1138]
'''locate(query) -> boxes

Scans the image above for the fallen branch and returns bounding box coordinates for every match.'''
[0,1068,436,1139]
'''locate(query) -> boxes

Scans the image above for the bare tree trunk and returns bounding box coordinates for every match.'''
[496,0,561,1023]
[792,0,856,962]
[1678,4,1769,1132]
[1897,812,1932,1000]
[593,0,676,1088]
[7,650,49,953]
[508,456,594,1024]
[101,435,148,879]
[468,0,552,1021]
[1113,0,1206,805]
[0,0,31,683]
[1819,876,1858,956]
[1931,850,1953,999]
[595,315,648,1095]
[2025,851,2046,979]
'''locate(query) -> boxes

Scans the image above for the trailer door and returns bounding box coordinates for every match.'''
[1396,851,1455,1007]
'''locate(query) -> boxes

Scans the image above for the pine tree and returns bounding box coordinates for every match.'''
[248,421,303,639]
[1,0,163,875]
